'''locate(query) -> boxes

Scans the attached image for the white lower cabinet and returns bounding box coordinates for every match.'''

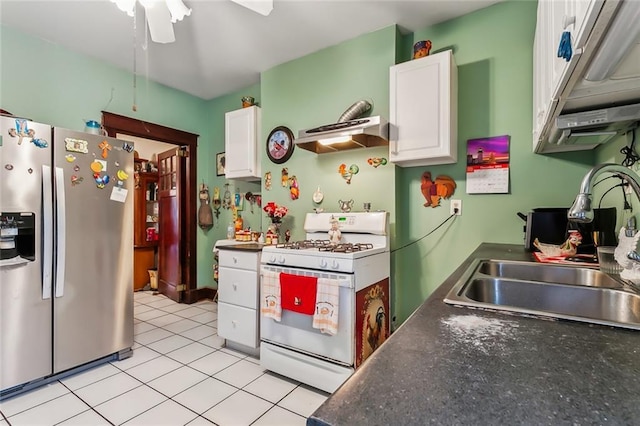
[217,248,261,349]
[217,303,258,348]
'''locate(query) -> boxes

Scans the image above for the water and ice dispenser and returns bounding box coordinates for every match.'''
[0,212,35,261]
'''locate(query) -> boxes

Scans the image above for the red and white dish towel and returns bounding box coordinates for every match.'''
[260,270,341,335]
[261,270,282,321]
[312,277,340,336]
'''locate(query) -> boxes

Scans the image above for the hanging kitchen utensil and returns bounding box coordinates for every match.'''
[312,187,324,204]
[245,191,255,213]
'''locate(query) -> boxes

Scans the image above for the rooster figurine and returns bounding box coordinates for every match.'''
[533,230,582,257]
[420,171,457,207]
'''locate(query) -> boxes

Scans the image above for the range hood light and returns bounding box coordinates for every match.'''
[318,136,352,146]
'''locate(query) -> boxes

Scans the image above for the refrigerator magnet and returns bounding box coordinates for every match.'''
[31,138,48,148]
[98,140,112,159]
[71,175,83,186]
[65,138,88,154]
[122,142,134,153]
[65,154,76,162]
[110,186,128,203]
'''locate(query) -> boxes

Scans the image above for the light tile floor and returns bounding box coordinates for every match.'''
[0,291,329,425]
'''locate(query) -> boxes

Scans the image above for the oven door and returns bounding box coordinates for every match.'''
[260,265,355,366]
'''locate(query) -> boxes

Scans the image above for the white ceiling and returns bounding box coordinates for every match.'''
[0,0,503,100]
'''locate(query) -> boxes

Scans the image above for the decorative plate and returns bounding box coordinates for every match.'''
[266,126,295,164]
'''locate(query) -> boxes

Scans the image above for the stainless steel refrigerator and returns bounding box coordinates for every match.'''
[0,115,134,396]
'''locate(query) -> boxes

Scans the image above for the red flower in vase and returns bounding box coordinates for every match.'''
[263,202,288,222]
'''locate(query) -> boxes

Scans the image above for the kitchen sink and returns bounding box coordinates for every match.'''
[444,259,640,330]
[476,260,624,288]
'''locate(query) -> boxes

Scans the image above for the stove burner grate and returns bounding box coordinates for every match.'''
[274,240,375,253]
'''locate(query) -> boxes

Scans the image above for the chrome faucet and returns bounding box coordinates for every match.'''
[569,163,640,283]
[568,163,640,223]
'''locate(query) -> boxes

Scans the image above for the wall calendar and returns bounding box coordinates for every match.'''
[466,135,510,194]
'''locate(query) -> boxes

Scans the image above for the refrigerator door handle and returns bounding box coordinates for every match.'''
[42,165,53,299]
[54,167,66,298]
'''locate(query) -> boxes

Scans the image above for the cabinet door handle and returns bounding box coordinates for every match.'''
[233,256,238,263]
[233,283,237,291]
[232,320,237,327]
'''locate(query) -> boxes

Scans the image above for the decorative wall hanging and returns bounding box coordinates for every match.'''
[198,182,214,230]
[466,135,510,194]
[266,126,295,164]
[234,192,244,211]
[216,152,225,176]
[212,186,221,219]
[420,171,456,208]
[289,176,299,200]
[338,163,359,184]
[264,171,272,190]
[222,183,232,209]
[281,168,289,187]
[367,157,387,168]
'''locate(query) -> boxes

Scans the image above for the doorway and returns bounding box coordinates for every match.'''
[102,111,199,303]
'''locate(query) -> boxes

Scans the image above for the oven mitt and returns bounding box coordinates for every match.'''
[280,273,317,315]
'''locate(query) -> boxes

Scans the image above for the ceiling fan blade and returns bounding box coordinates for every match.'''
[141,0,176,43]
[230,0,273,16]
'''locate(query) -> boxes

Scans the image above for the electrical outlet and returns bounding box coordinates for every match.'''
[450,199,462,216]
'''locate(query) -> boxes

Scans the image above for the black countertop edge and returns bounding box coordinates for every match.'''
[307,242,640,426]
[216,243,265,252]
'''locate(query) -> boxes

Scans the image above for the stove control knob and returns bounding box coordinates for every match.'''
[268,255,277,263]
[319,259,328,268]
[277,256,286,264]
[331,260,340,269]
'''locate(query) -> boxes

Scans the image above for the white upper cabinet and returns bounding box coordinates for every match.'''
[389,50,458,167]
[225,106,261,180]
[532,0,606,153]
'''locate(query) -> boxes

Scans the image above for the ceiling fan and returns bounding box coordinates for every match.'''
[111,0,273,44]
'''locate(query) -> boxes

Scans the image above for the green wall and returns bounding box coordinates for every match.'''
[392,1,596,323]
[258,25,397,243]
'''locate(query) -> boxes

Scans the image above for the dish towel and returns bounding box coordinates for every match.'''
[312,278,340,335]
[261,270,282,321]
[280,273,317,315]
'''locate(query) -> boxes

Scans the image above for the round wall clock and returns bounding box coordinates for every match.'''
[266,126,295,164]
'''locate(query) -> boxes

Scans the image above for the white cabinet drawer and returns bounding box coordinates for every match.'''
[218,267,258,309]
[218,249,260,270]
[218,302,258,348]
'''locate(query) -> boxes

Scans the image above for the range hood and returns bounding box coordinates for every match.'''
[536,0,640,152]
[551,102,640,145]
[296,116,389,154]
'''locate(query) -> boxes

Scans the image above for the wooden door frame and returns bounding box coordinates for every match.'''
[102,111,199,302]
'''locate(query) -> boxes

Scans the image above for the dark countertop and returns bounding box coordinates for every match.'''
[308,243,640,426]
[216,242,265,252]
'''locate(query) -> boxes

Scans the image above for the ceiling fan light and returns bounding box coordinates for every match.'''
[111,0,136,16]
[166,0,191,23]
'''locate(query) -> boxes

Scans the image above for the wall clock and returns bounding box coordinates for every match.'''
[266,126,295,164]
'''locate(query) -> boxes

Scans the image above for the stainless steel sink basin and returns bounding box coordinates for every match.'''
[476,260,624,288]
[444,259,640,330]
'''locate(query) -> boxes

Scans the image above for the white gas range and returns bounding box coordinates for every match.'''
[259,212,390,393]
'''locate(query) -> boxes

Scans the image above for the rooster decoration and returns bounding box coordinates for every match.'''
[420,171,457,208]
[533,230,582,257]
